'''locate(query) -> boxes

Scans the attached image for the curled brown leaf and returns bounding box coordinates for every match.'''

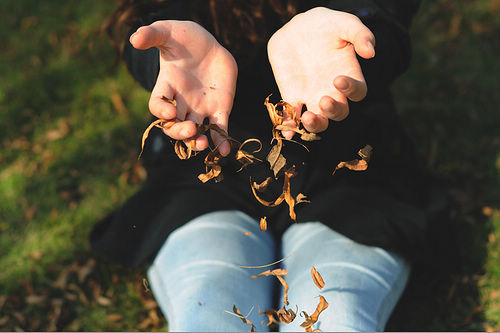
[276,305,297,324]
[300,296,329,331]
[311,266,325,290]
[259,308,279,327]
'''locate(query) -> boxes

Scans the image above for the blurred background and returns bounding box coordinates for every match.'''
[0,0,499,331]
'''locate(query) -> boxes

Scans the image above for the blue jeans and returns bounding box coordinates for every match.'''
[147,210,410,332]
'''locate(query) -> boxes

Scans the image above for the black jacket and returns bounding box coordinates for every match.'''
[91,0,433,268]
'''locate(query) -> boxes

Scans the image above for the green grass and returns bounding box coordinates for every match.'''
[0,0,499,331]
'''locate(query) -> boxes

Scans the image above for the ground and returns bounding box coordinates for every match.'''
[0,0,499,331]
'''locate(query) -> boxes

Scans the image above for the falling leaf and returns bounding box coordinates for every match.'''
[358,144,373,162]
[266,141,287,178]
[259,308,279,327]
[276,305,297,324]
[244,231,252,236]
[253,178,273,193]
[228,305,256,332]
[260,217,268,231]
[251,268,288,278]
[332,159,368,175]
[300,296,329,331]
[235,138,263,171]
[198,150,223,183]
[250,177,285,207]
[311,266,325,289]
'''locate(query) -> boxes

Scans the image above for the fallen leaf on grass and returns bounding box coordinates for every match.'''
[300,296,329,332]
[107,314,123,322]
[311,266,325,290]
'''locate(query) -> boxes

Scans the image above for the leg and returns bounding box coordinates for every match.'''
[279,222,410,332]
[147,210,277,332]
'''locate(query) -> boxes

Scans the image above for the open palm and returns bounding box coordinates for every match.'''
[130,20,237,156]
[268,7,375,138]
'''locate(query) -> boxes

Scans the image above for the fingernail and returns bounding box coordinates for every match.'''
[367,40,375,58]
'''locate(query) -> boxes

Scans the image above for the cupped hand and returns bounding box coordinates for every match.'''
[267,7,375,139]
[130,20,237,156]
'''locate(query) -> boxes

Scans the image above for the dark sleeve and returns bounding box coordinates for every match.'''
[325,0,421,97]
[122,0,190,92]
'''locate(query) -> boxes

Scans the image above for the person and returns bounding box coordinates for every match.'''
[91,0,436,331]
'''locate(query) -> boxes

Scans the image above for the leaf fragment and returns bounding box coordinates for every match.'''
[243,231,252,236]
[235,138,263,171]
[332,159,368,175]
[253,178,273,193]
[300,296,329,331]
[276,305,297,324]
[251,268,288,279]
[259,308,279,327]
[198,150,223,183]
[260,216,268,231]
[358,144,373,162]
[230,305,256,332]
[250,177,285,207]
[311,266,325,289]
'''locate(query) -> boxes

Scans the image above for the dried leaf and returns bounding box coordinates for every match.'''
[260,216,268,231]
[175,139,196,160]
[277,275,290,305]
[264,95,283,128]
[230,305,256,332]
[300,296,329,331]
[311,266,325,289]
[300,132,321,141]
[332,159,368,175]
[138,119,175,159]
[198,150,223,183]
[283,167,297,221]
[251,268,288,278]
[276,305,297,324]
[358,144,373,162]
[259,308,279,327]
[243,231,252,236]
[253,177,273,193]
[236,138,263,169]
[266,140,286,177]
[250,177,285,207]
[296,193,310,204]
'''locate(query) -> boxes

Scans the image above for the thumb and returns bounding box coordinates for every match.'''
[340,16,376,59]
[130,21,171,50]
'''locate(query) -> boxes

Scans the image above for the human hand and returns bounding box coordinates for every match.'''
[130,20,237,156]
[267,7,375,139]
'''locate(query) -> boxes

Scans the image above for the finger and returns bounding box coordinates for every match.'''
[149,71,176,119]
[130,21,171,50]
[339,16,376,59]
[333,75,367,102]
[301,110,329,133]
[208,112,231,157]
[162,120,198,141]
[319,95,349,121]
[185,113,209,151]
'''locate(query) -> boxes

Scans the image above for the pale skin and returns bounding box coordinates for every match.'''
[130,7,376,155]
